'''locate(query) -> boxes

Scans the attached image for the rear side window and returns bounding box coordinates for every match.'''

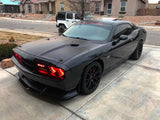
[75,14,80,19]
[114,24,133,38]
[67,13,73,19]
[57,12,65,20]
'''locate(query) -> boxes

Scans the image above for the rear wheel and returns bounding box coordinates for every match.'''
[130,40,143,60]
[80,62,102,94]
[58,25,66,34]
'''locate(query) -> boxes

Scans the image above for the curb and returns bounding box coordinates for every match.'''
[144,44,160,49]
[142,26,160,29]
[137,21,156,25]
[0,17,56,24]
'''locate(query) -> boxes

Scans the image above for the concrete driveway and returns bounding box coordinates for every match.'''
[0,45,160,120]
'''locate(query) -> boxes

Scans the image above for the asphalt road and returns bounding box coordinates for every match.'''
[0,20,160,46]
[0,20,58,33]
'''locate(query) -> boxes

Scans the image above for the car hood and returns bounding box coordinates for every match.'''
[17,36,103,64]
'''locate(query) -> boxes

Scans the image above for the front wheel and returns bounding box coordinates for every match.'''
[58,25,66,34]
[80,62,102,94]
[130,40,143,60]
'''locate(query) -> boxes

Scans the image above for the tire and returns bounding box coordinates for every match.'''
[80,62,102,94]
[130,40,143,60]
[58,25,66,34]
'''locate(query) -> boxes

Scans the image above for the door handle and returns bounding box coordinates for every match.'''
[66,20,69,22]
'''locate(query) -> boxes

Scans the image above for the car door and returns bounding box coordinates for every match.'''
[107,23,135,67]
[66,13,75,28]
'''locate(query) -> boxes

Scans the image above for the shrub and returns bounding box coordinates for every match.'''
[0,43,17,61]
[9,36,15,42]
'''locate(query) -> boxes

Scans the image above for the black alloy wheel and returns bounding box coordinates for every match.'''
[130,40,143,60]
[137,41,143,57]
[80,62,102,94]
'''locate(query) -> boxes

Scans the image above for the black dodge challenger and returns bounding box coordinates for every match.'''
[12,19,147,99]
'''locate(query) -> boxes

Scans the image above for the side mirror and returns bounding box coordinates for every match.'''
[120,35,128,40]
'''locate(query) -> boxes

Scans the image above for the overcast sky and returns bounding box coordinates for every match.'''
[149,0,159,3]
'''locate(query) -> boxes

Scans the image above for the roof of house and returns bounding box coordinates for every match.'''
[21,0,38,4]
[37,0,55,2]
[0,0,20,5]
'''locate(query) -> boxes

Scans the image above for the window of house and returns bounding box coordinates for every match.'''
[95,3,100,12]
[107,3,112,15]
[47,4,49,11]
[60,3,64,11]
[120,1,126,12]
[28,4,32,13]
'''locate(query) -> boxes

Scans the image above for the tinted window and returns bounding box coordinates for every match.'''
[57,12,65,20]
[75,14,81,19]
[67,13,73,19]
[64,22,112,41]
[114,24,133,38]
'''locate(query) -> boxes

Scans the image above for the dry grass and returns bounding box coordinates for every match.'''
[0,31,44,45]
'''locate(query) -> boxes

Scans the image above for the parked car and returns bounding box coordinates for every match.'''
[56,11,93,34]
[12,19,147,99]
[56,11,81,34]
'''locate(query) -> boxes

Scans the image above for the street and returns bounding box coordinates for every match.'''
[0,19,57,33]
[0,19,160,46]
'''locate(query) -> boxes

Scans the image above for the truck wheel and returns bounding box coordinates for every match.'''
[80,62,102,94]
[130,40,143,60]
[58,25,66,34]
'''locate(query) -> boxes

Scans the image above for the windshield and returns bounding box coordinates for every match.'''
[63,22,112,41]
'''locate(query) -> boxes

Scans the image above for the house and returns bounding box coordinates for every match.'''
[37,0,55,14]
[54,0,148,16]
[146,0,160,9]
[137,0,160,16]
[20,0,39,14]
[19,0,148,16]
[100,0,148,16]
[37,0,71,14]
[0,0,20,13]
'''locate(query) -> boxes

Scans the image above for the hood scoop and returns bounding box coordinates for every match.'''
[70,43,79,47]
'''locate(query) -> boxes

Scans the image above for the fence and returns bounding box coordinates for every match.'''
[137,9,160,16]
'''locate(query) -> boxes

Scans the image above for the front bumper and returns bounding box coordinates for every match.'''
[18,72,78,99]
[12,57,79,99]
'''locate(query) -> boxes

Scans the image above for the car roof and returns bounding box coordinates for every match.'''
[81,19,132,26]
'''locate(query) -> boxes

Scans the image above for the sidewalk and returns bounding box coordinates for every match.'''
[1,45,160,120]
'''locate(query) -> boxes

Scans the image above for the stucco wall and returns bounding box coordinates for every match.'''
[55,0,71,14]
[111,0,146,16]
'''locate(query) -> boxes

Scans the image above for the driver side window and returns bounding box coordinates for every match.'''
[114,24,133,39]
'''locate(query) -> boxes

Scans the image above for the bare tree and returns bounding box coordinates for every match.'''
[67,0,96,19]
